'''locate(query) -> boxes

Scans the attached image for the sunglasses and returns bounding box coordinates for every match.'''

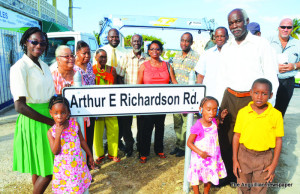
[27,39,47,47]
[59,55,75,59]
[280,26,293,29]
[149,48,161,51]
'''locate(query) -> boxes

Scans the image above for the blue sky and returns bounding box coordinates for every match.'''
[52,0,300,49]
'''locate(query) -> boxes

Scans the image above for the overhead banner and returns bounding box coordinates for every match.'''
[63,84,206,117]
[0,6,40,33]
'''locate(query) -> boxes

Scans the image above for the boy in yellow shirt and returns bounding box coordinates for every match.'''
[232,78,284,193]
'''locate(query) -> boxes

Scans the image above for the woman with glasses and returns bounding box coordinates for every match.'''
[10,27,55,193]
[51,45,77,94]
[74,41,96,169]
[136,40,177,163]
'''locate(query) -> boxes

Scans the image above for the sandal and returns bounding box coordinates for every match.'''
[139,156,147,163]
[107,154,121,162]
[157,153,167,158]
[95,155,105,165]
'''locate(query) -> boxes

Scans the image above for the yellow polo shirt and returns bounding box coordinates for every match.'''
[234,101,284,151]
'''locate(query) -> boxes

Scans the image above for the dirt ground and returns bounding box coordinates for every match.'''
[0,113,236,194]
[1,89,300,193]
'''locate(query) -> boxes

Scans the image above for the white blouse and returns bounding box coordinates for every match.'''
[10,54,55,103]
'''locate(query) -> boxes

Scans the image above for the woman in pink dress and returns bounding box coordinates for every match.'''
[137,40,177,163]
[187,96,228,194]
[47,95,94,193]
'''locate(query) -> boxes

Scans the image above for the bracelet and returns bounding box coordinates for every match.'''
[294,63,297,70]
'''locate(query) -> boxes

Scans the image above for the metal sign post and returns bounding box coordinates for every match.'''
[73,71,89,194]
[183,71,196,193]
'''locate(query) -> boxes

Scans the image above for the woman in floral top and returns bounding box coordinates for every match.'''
[74,41,96,168]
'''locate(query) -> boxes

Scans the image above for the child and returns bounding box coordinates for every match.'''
[47,95,95,194]
[187,96,228,194]
[232,78,284,194]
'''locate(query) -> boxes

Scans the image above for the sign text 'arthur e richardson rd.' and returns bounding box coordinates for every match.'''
[62,84,206,117]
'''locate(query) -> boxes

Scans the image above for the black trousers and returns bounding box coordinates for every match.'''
[118,116,135,151]
[86,117,95,165]
[275,77,295,117]
[138,114,166,157]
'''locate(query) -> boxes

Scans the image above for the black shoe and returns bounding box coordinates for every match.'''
[170,147,179,155]
[119,141,126,152]
[175,149,185,157]
[125,149,133,157]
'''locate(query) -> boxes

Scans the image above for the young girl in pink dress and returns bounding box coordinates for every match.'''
[187,96,228,194]
[47,95,94,193]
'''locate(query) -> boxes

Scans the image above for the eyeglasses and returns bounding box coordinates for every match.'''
[27,40,47,47]
[280,26,293,29]
[59,55,75,59]
[149,48,161,51]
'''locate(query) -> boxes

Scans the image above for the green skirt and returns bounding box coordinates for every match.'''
[13,103,54,177]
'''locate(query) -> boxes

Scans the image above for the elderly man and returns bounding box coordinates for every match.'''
[102,28,127,67]
[170,32,200,157]
[247,22,261,36]
[196,27,229,97]
[270,18,300,117]
[216,8,279,185]
[116,34,147,157]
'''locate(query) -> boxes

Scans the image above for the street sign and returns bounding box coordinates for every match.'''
[62,84,206,117]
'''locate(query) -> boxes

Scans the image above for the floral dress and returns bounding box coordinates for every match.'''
[187,118,227,185]
[50,120,92,194]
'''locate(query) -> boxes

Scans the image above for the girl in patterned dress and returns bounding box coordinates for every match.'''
[47,95,94,193]
[187,96,228,194]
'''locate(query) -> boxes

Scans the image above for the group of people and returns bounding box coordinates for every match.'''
[9,7,299,194]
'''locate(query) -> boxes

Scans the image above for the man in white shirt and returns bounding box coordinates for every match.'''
[216,8,279,185]
[101,28,127,68]
[195,27,229,97]
[101,28,128,152]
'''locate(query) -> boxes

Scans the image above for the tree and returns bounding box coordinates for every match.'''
[291,18,300,40]
[124,34,165,47]
[93,31,101,45]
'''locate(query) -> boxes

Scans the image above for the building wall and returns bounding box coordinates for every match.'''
[0,0,71,30]
[0,0,71,110]
[0,29,23,110]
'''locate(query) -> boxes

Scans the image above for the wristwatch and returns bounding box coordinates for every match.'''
[294,63,297,70]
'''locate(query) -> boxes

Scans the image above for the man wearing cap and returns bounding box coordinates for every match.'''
[247,22,261,36]
[216,8,279,185]
[270,18,300,117]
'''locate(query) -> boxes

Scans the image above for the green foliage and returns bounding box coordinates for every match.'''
[291,18,300,40]
[124,34,165,47]
[162,50,177,60]
[93,31,101,45]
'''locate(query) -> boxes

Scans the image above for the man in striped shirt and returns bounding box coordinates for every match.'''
[116,34,148,157]
[170,32,200,157]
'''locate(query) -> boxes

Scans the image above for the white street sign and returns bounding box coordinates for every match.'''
[62,84,206,117]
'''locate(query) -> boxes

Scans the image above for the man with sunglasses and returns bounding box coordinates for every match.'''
[270,18,300,117]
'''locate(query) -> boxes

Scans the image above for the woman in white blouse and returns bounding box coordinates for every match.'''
[10,27,55,193]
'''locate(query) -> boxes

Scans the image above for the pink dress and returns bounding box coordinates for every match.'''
[50,120,92,194]
[143,61,170,84]
[187,118,227,185]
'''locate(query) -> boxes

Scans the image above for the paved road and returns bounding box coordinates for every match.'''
[0,89,300,193]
